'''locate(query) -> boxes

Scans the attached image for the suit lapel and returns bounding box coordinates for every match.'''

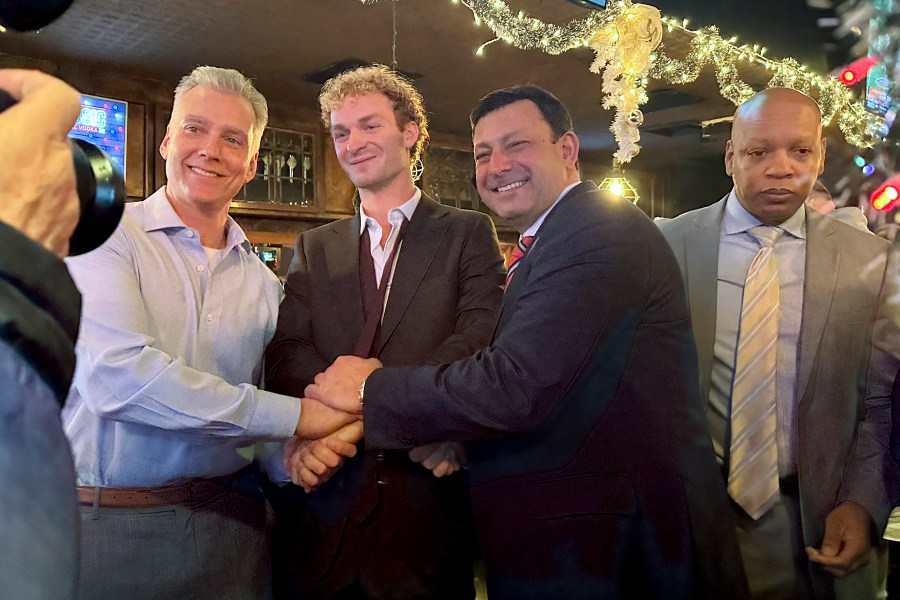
[376,196,449,352]
[324,215,366,347]
[685,198,726,401]
[797,208,840,403]
[491,181,596,339]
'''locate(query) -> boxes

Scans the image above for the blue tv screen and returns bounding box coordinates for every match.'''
[69,94,127,180]
[566,0,608,8]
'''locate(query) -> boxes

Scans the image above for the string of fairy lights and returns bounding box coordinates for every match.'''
[359,0,882,163]
[650,18,878,150]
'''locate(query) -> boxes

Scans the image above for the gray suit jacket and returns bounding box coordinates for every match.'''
[658,196,900,599]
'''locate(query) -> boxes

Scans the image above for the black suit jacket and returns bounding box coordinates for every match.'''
[265,195,505,586]
[363,182,749,600]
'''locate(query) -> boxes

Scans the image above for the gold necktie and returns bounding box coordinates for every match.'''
[728,225,782,520]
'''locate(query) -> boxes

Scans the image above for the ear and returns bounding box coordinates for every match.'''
[159,126,172,160]
[559,130,579,167]
[818,137,827,175]
[403,120,419,152]
[244,151,259,184]
[724,140,734,176]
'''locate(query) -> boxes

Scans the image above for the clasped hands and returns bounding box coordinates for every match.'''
[286,356,464,492]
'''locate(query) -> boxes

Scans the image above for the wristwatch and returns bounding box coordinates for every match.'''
[358,377,367,410]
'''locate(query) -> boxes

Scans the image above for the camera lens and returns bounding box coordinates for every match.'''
[69,139,125,256]
[0,0,74,32]
[0,88,125,256]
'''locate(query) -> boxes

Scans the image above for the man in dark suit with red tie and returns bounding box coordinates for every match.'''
[264,65,505,599]
[303,85,749,599]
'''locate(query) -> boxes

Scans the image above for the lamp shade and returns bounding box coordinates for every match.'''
[598,175,640,204]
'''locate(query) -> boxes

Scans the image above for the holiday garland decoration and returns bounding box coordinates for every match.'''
[651,18,879,151]
[587,3,662,163]
[359,0,882,162]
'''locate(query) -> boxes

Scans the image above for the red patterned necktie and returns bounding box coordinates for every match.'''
[505,235,534,286]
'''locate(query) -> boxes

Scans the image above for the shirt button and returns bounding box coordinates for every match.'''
[197,265,205,272]
[206,314,213,322]
[186,231,194,238]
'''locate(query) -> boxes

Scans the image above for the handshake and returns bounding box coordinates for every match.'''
[285,356,464,492]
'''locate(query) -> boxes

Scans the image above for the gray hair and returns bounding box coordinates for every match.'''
[172,66,268,152]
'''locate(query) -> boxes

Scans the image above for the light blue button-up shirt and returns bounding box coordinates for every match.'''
[63,187,301,487]
[711,190,806,476]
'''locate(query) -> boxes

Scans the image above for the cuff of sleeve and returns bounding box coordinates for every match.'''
[257,441,291,483]
[246,389,301,440]
[838,491,885,535]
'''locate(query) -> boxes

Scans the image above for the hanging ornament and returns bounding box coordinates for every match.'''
[627,110,644,127]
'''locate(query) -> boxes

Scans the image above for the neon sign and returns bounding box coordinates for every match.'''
[68,94,127,179]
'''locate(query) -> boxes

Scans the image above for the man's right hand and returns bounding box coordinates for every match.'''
[304,355,382,414]
[294,396,358,440]
[0,69,80,257]
[284,420,364,492]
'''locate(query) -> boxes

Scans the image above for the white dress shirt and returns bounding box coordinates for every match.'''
[359,188,421,286]
[522,181,581,238]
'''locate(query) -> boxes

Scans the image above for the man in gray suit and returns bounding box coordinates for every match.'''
[658,87,900,599]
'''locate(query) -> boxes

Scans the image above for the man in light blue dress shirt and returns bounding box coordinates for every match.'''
[63,66,356,600]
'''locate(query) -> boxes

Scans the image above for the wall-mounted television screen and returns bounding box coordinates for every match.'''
[565,0,608,8]
[68,94,127,180]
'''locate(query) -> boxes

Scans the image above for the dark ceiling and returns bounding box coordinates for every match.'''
[0,0,850,169]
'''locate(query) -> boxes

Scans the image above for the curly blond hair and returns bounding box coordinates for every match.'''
[319,64,428,165]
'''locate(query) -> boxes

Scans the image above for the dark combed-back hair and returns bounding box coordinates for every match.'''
[469,85,573,139]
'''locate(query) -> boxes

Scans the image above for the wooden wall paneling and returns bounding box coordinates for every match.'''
[124,101,147,199]
[322,135,355,215]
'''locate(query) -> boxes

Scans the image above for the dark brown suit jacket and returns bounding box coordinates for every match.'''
[265,195,505,597]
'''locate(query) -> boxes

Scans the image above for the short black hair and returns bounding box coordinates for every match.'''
[469,85,573,139]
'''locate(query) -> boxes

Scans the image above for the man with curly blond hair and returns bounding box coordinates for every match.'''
[264,65,505,599]
[317,64,428,171]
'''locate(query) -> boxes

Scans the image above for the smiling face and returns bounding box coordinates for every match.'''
[473,100,579,232]
[725,88,826,225]
[329,92,418,194]
[160,85,258,215]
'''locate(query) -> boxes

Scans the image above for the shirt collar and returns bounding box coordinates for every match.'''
[359,188,422,235]
[521,181,581,238]
[143,186,252,253]
[723,188,806,240]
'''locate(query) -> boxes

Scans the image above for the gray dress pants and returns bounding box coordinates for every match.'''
[77,468,272,600]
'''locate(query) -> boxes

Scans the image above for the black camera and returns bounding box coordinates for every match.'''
[0,0,124,255]
[0,89,125,255]
[0,0,74,33]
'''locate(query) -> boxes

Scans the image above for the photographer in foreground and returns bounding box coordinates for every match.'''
[0,68,83,600]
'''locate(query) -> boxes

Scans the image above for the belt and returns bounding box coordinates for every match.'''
[76,479,222,508]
